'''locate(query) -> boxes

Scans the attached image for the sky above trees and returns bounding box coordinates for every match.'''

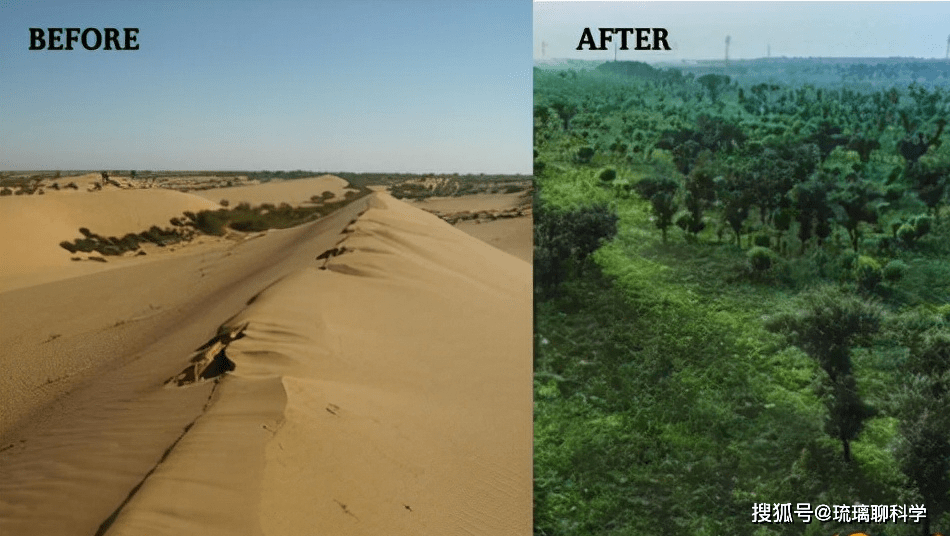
[535,2,950,62]
[1,1,531,173]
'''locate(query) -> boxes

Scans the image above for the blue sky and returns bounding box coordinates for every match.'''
[535,2,950,63]
[1,1,532,173]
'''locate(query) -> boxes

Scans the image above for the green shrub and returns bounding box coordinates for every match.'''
[839,250,859,271]
[854,255,882,292]
[897,214,933,246]
[598,168,617,183]
[753,234,771,248]
[747,246,776,272]
[575,146,595,164]
[882,259,908,283]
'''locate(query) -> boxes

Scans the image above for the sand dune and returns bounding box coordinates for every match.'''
[0,188,223,290]
[407,191,533,264]
[0,192,531,535]
[191,175,353,207]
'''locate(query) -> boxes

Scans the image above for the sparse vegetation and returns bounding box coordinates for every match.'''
[58,186,376,257]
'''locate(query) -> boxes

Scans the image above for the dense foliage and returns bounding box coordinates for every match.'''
[534,59,950,536]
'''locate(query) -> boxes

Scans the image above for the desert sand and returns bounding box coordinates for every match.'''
[191,175,355,207]
[0,177,531,535]
[407,192,533,264]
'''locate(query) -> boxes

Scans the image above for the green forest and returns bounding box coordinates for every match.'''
[533,60,950,536]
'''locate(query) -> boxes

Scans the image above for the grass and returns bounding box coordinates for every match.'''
[534,165,949,535]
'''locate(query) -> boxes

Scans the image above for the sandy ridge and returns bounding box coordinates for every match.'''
[1,193,531,536]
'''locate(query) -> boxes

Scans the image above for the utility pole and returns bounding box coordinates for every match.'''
[946,34,949,59]
[541,40,548,58]
[767,44,770,58]
[725,35,731,63]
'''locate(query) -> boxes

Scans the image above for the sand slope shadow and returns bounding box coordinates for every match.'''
[165,324,247,387]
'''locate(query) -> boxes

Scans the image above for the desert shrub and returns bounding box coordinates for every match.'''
[220,199,230,207]
[0,187,12,196]
[194,210,227,236]
[144,226,163,243]
[853,255,882,292]
[747,246,776,272]
[229,219,270,233]
[882,259,908,283]
[73,239,97,253]
[119,234,141,251]
[59,241,77,253]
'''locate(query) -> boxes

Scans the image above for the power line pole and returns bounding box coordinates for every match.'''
[725,35,731,63]
[541,40,548,59]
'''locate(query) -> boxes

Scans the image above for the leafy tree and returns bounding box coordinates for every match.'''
[635,176,679,243]
[715,174,753,246]
[899,118,945,166]
[829,175,885,252]
[550,98,579,131]
[846,133,881,163]
[696,73,731,102]
[767,286,881,462]
[894,374,950,536]
[792,175,835,253]
[807,121,849,162]
[906,160,950,218]
[824,374,876,463]
[768,286,881,382]
[534,200,618,297]
[677,158,716,240]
